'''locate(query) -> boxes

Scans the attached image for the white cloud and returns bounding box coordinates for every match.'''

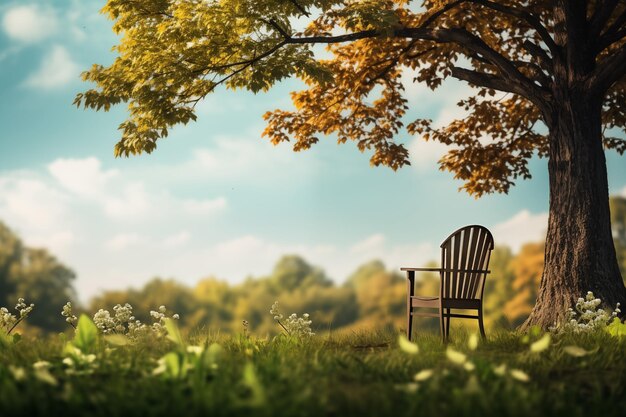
[205,233,436,285]
[1,154,445,301]
[102,182,153,219]
[0,176,68,231]
[492,210,548,252]
[0,157,230,299]
[170,134,319,183]
[163,231,191,247]
[25,45,80,89]
[47,157,227,222]
[350,233,386,254]
[2,5,57,43]
[28,231,76,255]
[348,234,436,274]
[105,233,145,251]
[49,157,118,197]
[408,138,450,171]
[0,174,75,258]
[183,197,227,215]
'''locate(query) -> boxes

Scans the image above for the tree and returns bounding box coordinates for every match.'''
[90,277,195,325]
[270,255,333,291]
[482,246,515,328]
[77,0,626,328]
[344,260,405,321]
[15,248,77,332]
[504,242,545,327]
[0,222,22,302]
[1,221,77,332]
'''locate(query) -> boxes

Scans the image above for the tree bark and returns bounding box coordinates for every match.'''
[522,89,626,329]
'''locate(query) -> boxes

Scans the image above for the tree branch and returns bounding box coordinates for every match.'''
[450,67,520,95]
[284,26,549,107]
[399,27,549,106]
[597,6,626,51]
[419,0,558,57]
[589,42,626,93]
[590,0,620,39]
[261,18,292,40]
[522,40,553,72]
[471,0,559,57]
[285,30,378,44]
[513,61,552,88]
[286,0,310,17]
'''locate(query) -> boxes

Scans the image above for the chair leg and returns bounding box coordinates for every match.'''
[445,308,451,340]
[406,271,415,341]
[439,309,446,343]
[478,308,486,339]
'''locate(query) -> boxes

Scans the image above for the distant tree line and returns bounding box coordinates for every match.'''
[0,222,76,332]
[2,197,626,334]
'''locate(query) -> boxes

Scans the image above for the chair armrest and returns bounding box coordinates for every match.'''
[401,267,490,273]
[400,267,442,272]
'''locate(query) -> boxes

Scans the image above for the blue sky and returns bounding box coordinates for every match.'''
[1,1,625,301]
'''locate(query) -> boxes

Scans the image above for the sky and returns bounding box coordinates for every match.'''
[1,1,626,302]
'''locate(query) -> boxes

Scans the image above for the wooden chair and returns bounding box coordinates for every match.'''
[401,225,494,341]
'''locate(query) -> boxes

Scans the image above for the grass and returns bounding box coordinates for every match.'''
[1,325,625,417]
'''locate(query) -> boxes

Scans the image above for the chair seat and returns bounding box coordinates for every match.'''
[411,295,439,308]
[411,296,482,309]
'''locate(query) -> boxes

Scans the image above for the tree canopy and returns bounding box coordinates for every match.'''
[76,0,626,196]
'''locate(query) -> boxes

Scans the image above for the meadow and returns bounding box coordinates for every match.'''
[2,314,626,417]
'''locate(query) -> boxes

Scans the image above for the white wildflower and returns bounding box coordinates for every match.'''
[551,291,621,334]
[269,301,314,338]
[1,297,34,334]
[61,302,78,328]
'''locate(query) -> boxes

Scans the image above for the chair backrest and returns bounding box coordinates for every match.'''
[440,225,494,300]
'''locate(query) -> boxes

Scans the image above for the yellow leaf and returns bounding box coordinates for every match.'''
[563,345,595,357]
[529,333,551,353]
[467,333,478,351]
[413,369,433,381]
[493,363,507,376]
[510,369,530,382]
[398,334,419,354]
[446,347,466,365]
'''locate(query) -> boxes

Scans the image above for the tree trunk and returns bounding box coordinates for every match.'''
[522,89,626,330]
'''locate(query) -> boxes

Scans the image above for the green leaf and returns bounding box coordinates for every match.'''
[105,334,129,347]
[241,362,266,407]
[163,351,186,379]
[0,330,10,349]
[165,318,185,347]
[606,318,626,337]
[529,333,551,353]
[398,334,419,354]
[206,342,223,365]
[74,314,98,353]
